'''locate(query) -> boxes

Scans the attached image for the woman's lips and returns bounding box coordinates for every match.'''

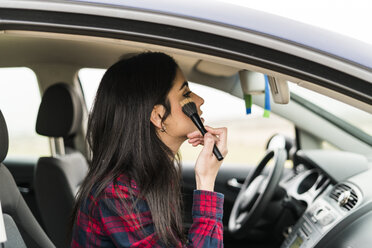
[199,111,204,122]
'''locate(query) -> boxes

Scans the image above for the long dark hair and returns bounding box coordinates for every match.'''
[71,52,185,246]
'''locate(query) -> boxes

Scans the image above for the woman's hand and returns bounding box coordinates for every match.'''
[187,126,228,191]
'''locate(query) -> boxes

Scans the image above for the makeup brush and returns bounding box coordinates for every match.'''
[180,98,224,161]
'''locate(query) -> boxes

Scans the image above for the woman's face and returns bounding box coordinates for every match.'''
[163,68,204,139]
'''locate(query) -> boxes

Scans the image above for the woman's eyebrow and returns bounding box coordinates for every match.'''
[179,81,188,91]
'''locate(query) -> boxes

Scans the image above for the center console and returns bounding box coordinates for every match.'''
[281,182,361,248]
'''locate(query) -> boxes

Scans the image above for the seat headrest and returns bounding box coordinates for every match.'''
[36,83,83,138]
[0,110,9,163]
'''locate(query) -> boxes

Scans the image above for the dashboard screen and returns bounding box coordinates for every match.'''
[290,236,303,248]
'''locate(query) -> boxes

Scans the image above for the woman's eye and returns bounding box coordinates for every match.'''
[183,91,192,98]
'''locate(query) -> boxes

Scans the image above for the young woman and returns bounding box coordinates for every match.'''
[71,52,228,247]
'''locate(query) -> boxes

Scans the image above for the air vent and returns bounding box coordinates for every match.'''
[329,184,358,211]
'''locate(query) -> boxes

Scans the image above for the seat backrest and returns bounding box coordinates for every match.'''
[35,83,89,248]
[0,110,55,248]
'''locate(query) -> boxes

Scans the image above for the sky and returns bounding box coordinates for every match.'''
[222,0,372,45]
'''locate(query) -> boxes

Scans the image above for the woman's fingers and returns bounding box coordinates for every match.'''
[205,126,226,143]
[200,133,215,156]
[188,133,219,147]
[188,138,203,147]
[187,127,226,153]
[189,139,205,147]
[188,136,218,143]
[188,127,223,140]
[187,130,204,147]
[187,130,203,139]
[188,137,203,142]
[204,126,228,156]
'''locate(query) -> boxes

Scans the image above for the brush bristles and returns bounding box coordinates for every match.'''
[180,98,197,117]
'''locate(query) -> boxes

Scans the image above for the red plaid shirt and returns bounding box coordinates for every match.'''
[71,174,224,247]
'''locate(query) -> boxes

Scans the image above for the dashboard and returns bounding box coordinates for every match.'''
[279,150,371,248]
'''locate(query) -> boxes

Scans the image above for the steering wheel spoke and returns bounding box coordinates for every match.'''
[236,211,249,224]
[258,177,269,194]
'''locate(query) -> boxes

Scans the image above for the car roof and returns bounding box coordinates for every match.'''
[48,0,372,70]
[2,0,372,70]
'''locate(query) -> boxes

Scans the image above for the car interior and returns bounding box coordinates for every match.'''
[0,29,371,248]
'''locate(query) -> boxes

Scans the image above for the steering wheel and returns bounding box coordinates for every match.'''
[228,145,287,238]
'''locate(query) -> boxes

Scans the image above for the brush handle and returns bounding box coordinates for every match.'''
[190,114,224,161]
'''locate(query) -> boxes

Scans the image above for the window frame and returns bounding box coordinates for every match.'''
[0,7,370,105]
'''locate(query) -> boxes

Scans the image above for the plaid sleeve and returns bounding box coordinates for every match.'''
[187,190,224,248]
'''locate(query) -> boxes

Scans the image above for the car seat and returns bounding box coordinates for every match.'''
[0,109,55,248]
[34,83,88,248]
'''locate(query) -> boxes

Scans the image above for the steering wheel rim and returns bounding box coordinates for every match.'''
[228,148,287,238]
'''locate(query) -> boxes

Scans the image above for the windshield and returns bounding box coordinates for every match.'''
[289,83,372,144]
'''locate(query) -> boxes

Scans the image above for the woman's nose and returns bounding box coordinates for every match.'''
[193,92,204,107]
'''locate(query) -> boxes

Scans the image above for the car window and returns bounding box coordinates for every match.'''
[0,67,50,159]
[79,68,295,166]
[289,83,372,146]
[79,68,102,111]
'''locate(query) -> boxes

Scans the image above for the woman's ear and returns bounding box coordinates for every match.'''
[150,104,165,129]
